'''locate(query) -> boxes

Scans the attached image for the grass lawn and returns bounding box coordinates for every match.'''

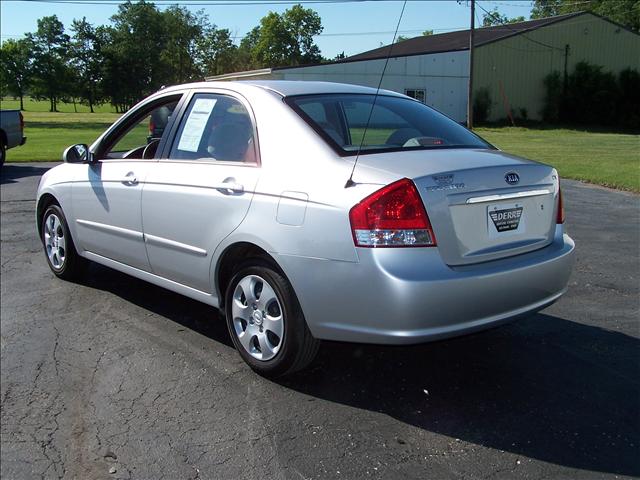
[2,97,638,192]
[476,127,639,193]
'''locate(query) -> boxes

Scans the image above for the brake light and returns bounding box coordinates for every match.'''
[556,185,565,224]
[19,112,24,131]
[349,178,436,247]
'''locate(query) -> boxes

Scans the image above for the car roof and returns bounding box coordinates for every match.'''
[239,80,405,98]
[160,80,406,99]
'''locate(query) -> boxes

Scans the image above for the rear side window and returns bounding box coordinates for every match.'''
[287,94,491,156]
[170,93,257,163]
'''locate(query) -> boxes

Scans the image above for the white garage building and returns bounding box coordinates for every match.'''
[209,40,470,122]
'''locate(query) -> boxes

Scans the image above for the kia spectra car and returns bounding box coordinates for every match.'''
[36,81,575,377]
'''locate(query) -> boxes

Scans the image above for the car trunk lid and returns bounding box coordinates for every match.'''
[351,148,559,265]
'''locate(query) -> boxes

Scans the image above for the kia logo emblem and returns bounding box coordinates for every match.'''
[505,172,520,185]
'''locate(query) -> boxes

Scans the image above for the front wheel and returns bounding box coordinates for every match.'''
[41,204,85,280]
[225,261,320,377]
[0,140,6,167]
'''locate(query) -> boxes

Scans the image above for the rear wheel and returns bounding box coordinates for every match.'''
[41,204,85,280]
[225,260,319,377]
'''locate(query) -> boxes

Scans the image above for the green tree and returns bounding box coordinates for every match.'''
[482,7,526,26]
[102,1,166,111]
[197,23,237,76]
[531,0,640,32]
[160,6,204,84]
[236,26,261,71]
[0,38,32,110]
[250,5,323,68]
[69,18,104,113]
[28,15,70,112]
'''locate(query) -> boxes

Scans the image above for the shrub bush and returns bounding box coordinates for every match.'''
[617,68,640,129]
[542,71,563,123]
[473,87,492,123]
[541,61,639,129]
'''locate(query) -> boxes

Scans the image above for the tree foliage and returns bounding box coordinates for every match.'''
[542,61,640,128]
[27,15,70,112]
[249,5,324,67]
[0,39,32,110]
[69,18,104,112]
[5,1,326,110]
[531,0,640,32]
[482,8,526,27]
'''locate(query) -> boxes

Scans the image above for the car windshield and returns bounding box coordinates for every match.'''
[287,94,491,155]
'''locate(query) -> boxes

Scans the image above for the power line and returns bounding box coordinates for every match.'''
[6,0,406,4]
[482,0,592,7]
[476,1,565,50]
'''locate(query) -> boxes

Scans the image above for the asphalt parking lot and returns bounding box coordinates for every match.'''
[1,162,639,480]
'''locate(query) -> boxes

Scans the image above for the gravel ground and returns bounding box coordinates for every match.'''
[1,163,638,480]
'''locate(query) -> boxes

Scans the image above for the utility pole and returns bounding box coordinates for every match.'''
[563,44,570,95]
[467,0,475,129]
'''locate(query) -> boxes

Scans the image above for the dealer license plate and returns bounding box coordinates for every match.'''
[488,203,524,233]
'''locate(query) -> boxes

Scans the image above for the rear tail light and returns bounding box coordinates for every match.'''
[349,178,436,247]
[556,185,565,224]
[19,112,24,131]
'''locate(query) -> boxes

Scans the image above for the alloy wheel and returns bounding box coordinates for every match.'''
[231,274,284,361]
[44,213,66,270]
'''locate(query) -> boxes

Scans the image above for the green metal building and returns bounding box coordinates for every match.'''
[473,12,640,121]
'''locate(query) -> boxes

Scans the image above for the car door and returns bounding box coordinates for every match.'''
[141,91,260,292]
[72,93,184,271]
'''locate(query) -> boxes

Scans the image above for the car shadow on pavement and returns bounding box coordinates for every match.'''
[1,164,52,184]
[281,315,640,478]
[77,262,234,348]
[72,263,639,477]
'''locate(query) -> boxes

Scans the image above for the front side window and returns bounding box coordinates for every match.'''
[101,97,180,160]
[287,94,491,156]
[170,93,257,163]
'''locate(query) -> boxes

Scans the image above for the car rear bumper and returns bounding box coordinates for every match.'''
[20,136,27,146]
[276,225,575,344]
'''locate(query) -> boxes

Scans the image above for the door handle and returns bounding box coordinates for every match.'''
[122,172,138,185]
[215,178,244,195]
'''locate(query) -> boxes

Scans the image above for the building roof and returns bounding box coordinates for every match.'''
[206,11,593,81]
[343,12,585,63]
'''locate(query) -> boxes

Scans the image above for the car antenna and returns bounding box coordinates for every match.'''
[345,0,407,188]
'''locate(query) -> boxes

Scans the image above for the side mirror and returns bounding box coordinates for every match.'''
[62,144,93,163]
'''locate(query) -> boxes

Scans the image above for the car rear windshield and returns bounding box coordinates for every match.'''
[287,94,491,156]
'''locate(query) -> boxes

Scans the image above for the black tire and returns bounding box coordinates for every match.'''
[225,259,320,378]
[41,204,86,280]
[0,139,6,168]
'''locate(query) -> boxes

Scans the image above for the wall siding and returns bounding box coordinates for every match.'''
[277,50,470,122]
[474,13,640,121]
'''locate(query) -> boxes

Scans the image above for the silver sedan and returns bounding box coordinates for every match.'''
[36,81,575,377]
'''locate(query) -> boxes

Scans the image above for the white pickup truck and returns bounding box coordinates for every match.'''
[0,109,27,166]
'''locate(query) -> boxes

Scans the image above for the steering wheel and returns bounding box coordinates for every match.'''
[142,139,161,159]
[122,146,145,159]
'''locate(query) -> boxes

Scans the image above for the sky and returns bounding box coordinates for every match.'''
[0,0,536,58]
